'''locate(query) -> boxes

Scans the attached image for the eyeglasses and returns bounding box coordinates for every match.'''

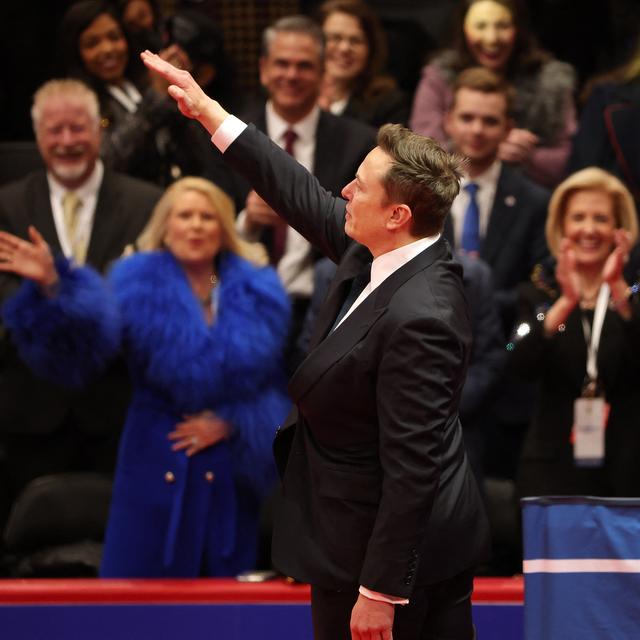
[325,32,367,48]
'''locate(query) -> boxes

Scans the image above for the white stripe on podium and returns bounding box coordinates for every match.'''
[524,559,640,573]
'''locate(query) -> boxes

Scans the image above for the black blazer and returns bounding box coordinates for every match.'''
[445,163,550,331]
[0,169,161,436]
[224,125,489,596]
[511,268,640,497]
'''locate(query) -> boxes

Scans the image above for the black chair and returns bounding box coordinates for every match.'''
[1,472,112,577]
[0,141,44,186]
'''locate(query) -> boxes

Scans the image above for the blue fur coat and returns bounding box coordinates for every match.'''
[3,250,291,577]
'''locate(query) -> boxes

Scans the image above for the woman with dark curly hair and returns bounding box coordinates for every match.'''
[410,0,576,188]
[56,0,223,187]
[316,0,410,128]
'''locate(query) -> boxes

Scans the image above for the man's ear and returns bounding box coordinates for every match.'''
[258,56,268,88]
[444,108,454,138]
[387,204,412,231]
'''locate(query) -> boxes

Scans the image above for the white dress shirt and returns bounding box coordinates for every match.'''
[335,234,441,329]
[235,103,322,298]
[47,160,104,263]
[449,160,501,249]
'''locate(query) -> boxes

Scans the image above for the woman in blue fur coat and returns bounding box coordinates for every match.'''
[0,177,291,577]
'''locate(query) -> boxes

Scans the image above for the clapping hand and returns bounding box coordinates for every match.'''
[0,226,58,289]
[555,237,581,305]
[498,128,539,165]
[602,228,631,286]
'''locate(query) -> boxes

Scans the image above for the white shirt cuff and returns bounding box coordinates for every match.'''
[359,586,409,606]
[211,115,248,153]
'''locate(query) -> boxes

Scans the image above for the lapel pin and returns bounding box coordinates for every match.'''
[504,195,516,207]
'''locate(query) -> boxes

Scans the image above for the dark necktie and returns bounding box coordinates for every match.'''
[330,261,371,332]
[461,182,480,254]
[271,129,298,265]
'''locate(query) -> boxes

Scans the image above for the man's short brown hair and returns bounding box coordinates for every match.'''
[452,67,515,117]
[377,124,463,237]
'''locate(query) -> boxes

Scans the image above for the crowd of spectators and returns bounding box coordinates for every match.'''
[0,0,639,579]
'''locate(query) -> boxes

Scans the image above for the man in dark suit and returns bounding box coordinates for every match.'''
[443,67,550,482]
[143,50,489,640]
[443,67,549,333]
[235,16,376,363]
[0,79,161,523]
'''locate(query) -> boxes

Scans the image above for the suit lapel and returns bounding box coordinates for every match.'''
[289,237,449,403]
[308,243,373,349]
[86,172,119,270]
[482,165,518,265]
[30,173,62,254]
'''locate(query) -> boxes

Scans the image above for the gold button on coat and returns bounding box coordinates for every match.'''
[205,471,215,483]
[164,471,175,483]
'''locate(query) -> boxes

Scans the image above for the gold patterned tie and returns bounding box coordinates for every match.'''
[61,191,86,264]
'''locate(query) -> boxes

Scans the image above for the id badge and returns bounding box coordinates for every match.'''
[573,397,608,467]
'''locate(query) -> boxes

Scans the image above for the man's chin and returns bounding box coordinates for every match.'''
[50,161,90,184]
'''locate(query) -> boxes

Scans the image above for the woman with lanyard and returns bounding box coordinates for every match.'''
[57,1,219,187]
[510,167,640,498]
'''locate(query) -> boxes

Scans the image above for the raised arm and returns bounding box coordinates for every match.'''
[141,51,350,262]
[140,50,229,135]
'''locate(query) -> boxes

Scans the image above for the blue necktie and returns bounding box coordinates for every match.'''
[461,182,480,254]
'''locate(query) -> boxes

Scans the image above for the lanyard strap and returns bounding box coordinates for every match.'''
[107,81,142,114]
[581,283,610,382]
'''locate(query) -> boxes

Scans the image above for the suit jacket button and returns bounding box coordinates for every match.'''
[205,471,215,483]
[164,471,175,484]
[404,578,412,585]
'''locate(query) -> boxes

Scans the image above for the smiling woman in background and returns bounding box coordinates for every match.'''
[410,0,576,188]
[0,177,291,577]
[316,0,410,127]
[510,167,640,498]
[57,0,220,186]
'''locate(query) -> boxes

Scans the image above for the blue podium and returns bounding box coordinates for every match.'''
[522,496,640,640]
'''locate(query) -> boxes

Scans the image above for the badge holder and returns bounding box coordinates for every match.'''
[572,284,611,468]
[573,377,609,468]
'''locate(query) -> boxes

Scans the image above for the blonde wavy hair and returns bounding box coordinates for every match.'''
[135,177,268,266]
[546,167,638,257]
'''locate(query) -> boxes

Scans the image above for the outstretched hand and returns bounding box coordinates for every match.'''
[0,226,58,288]
[140,50,229,134]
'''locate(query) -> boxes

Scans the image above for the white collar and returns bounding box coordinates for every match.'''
[47,160,104,202]
[462,159,501,190]
[265,101,321,147]
[370,234,441,291]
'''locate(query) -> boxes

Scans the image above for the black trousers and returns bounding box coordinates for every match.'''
[311,569,475,640]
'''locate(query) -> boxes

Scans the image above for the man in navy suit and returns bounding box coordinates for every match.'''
[443,67,549,333]
[143,49,489,640]
[444,67,550,481]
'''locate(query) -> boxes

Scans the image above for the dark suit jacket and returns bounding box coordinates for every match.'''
[511,265,640,497]
[224,124,489,596]
[0,169,161,436]
[445,163,550,332]
[566,81,640,201]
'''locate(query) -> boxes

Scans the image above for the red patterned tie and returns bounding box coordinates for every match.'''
[271,129,297,265]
